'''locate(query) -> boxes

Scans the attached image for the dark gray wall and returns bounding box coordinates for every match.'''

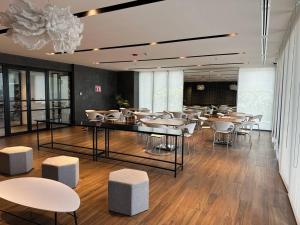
[0,52,139,124]
[73,65,118,122]
[0,52,72,72]
[116,71,139,108]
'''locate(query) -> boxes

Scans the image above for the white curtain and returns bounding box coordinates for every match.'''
[153,71,168,112]
[273,13,300,224]
[237,67,275,131]
[139,72,153,111]
[139,70,184,112]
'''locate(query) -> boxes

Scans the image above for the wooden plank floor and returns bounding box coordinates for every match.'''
[0,127,296,225]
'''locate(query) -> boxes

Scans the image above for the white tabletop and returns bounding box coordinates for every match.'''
[134,112,163,116]
[0,177,80,213]
[141,118,185,126]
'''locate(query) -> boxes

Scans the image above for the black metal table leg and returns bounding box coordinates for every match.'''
[174,136,178,177]
[95,128,98,160]
[37,121,40,150]
[73,211,78,225]
[182,135,184,170]
[107,129,110,158]
[166,135,169,150]
[50,122,54,149]
[92,127,95,161]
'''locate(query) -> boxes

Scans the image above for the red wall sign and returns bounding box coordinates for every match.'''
[95,85,101,93]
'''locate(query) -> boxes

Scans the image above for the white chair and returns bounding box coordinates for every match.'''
[237,121,254,148]
[106,111,121,121]
[143,122,168,155]
[251,115,263,136]
[211,121,235,150]
[140,108,150,113]
[86,111,105,121]
[198,116,208,129]
[172,112,183,119]
[217,112,225,117]
[179,123,197,154]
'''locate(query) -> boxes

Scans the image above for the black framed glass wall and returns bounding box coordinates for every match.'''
[30,71,47,130]
[0,66,4,136]
[49,71,71,123]
[8,68,28,134]
[0,65,72,136]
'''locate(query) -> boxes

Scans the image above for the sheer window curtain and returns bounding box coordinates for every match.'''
[273,14,300,224]
[139,70,183,112]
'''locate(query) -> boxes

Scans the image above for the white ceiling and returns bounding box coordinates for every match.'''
[0,0,296,79]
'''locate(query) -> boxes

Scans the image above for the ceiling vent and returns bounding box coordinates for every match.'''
[261,0,271,64]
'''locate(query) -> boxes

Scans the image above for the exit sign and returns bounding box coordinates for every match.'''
[95,85,101,93]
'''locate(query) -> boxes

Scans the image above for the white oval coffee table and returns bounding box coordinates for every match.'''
[0,177,80,225]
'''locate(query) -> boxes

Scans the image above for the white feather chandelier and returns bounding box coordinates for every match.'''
[0,0,84,54]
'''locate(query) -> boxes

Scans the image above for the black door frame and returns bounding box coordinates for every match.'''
[0,63,72,136]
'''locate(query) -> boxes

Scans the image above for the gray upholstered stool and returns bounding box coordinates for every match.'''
[0,146,33,175]
[42,156,79,188]
[108,168,149,216]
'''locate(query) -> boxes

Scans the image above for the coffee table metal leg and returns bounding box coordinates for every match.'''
[73,211,78,225]
[55,212,57,225]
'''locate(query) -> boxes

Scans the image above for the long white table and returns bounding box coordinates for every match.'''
[0,177,80,225]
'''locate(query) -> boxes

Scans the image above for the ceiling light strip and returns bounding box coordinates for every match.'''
[202,63,244,66]
[98,52,240,64]
[50,33,237,54]
[74,0,165,18]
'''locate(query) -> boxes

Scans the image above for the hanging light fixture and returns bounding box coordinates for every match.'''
[196,84,205,91]
[0,0,84,54]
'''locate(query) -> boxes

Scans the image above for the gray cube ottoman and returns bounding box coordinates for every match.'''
[0,146,33,175]
[42,156,79,188]
[108,168,149,216]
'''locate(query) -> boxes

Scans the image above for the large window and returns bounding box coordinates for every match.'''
[49,71,71,122]
[139,70,184,112]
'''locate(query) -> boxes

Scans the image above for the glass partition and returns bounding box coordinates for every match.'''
[49,71,71,122]
[0,66,4,136]
[8,69,28,133]
[30,71,46,130]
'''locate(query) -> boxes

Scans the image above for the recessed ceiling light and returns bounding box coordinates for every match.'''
[150,42,157,46]
[229,32,238,37]
[87,9,98,16]
[179,56,186,59]
[93,62,99,64]
[197,65,201,67]
[93,48,99,51]
[133,60,137,63]
[46,52,55,55]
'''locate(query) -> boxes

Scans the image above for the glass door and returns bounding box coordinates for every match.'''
[0,66,4,136]
[8,69,28,133]
[30,71,46,130]
[49,71,71,122]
